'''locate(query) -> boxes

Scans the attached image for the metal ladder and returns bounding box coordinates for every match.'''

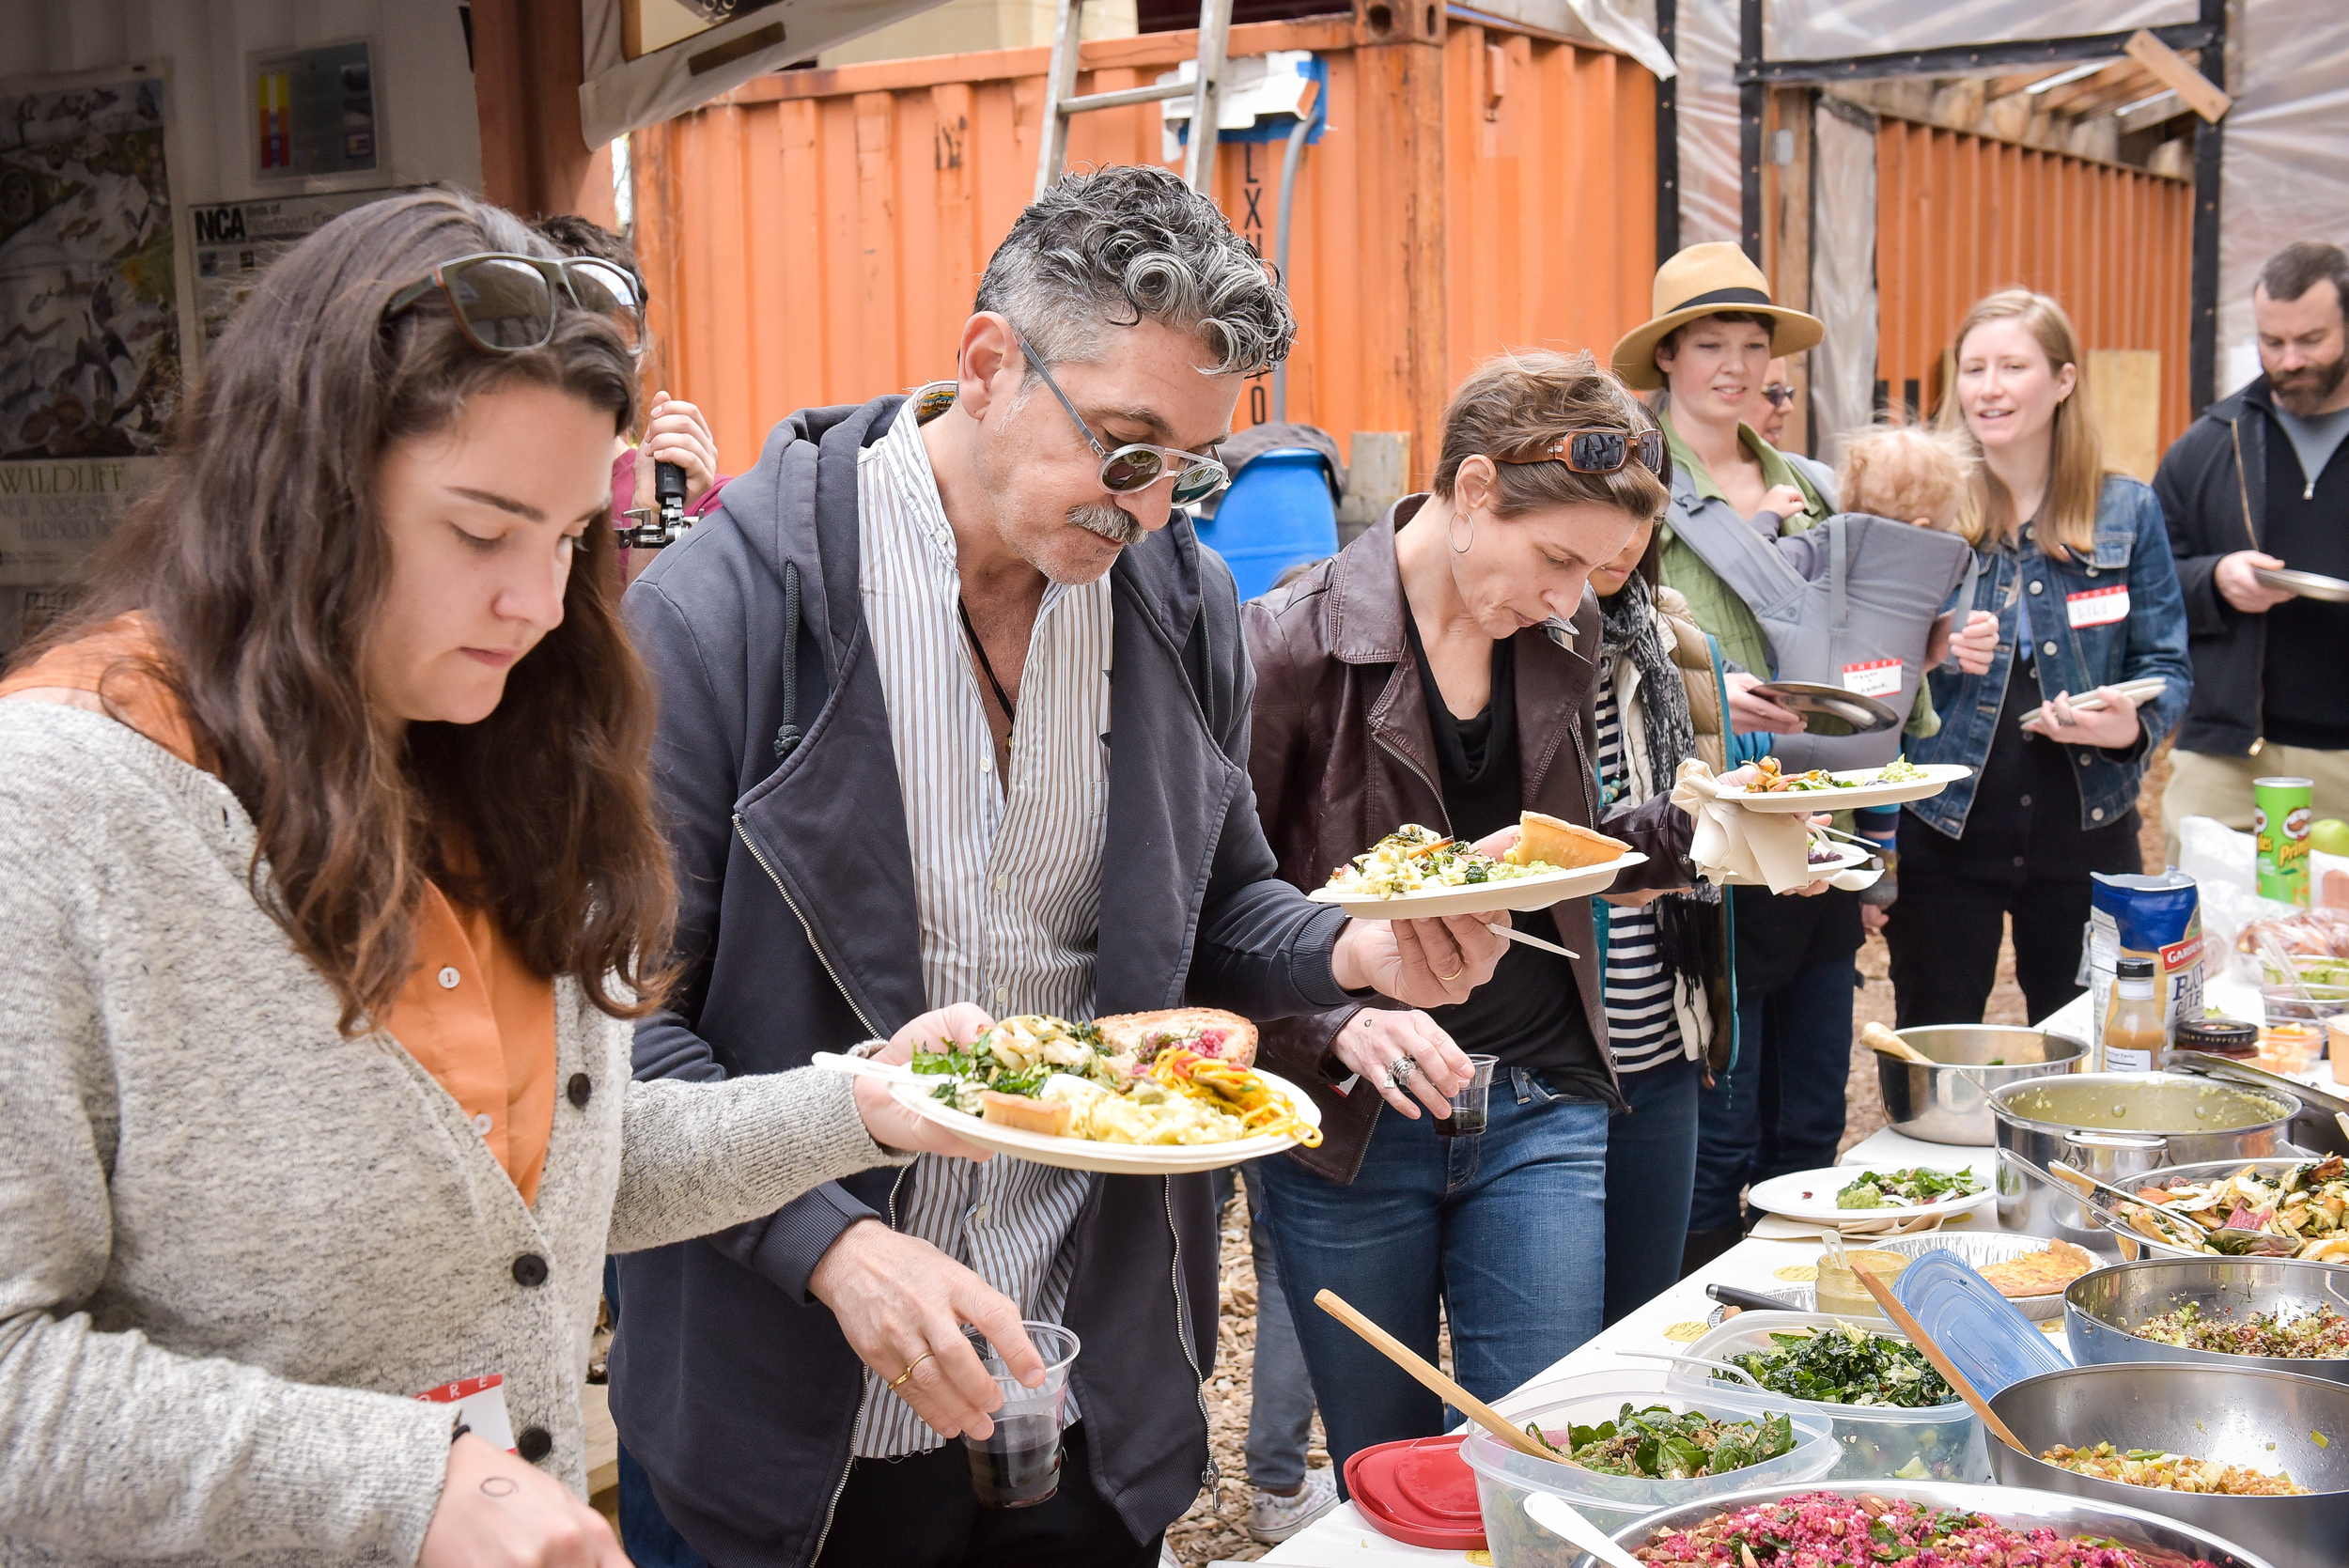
[1034,0,1236,198]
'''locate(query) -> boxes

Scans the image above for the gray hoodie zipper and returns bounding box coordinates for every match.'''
[1164,1175,1221,1506]
[734,814,881,1039]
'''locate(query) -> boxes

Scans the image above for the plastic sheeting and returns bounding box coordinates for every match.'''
[1674,0,1741,249]
[1764,1,2195,62]
[1808,94,1877,461]
[2218,0,2349,396]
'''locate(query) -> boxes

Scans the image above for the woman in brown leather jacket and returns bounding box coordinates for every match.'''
[1242,351,1697,1481]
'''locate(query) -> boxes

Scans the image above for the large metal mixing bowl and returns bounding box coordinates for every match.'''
[1879,1025,2086,1144]
[1991,1073,2303,1250]
[2102,1157,2344,1262]
[1988,1362,2349,1568]
[1566,1480,2275,1568]
[2066,1255,2349,1389]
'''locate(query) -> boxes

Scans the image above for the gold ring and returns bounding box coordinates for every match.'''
[888,1351,936,1390]
[1437,965,1465,983]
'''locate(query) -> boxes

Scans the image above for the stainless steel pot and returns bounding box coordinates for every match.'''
[2101,1157,2346,1262]
[1879,1025,2086,1145]
[1568,1480,2276,1568]
[2065,1255,2349,1389]
[1988,1362,2348,1568]
[1990,1072,2304,1250]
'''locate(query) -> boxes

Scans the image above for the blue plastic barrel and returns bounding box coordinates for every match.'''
[1193,448,1340,602]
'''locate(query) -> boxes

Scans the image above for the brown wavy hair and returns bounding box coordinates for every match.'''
[13,190,675,1032]
[1433,349,1672,521]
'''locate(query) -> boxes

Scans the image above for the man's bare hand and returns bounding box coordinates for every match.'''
[808,1222,1042,1440]
[2215,551,2294,614]
[1332,914,1507,1008]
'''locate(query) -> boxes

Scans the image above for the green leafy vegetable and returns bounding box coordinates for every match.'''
[1834,1166,1983,1207]
[1723,1322,1959,1409]
[1539,1402,1798,1479]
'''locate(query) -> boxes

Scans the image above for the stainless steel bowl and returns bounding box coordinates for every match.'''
[1879,1025,2086,1145]
[1988,1362,2349,1568]
[1566,1480,2276,1568]
[2066,1255,2349,1389]
[2107,1157,2346,1262]
[1991,1073,2304,1250]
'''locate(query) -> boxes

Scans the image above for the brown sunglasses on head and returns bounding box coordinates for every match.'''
[1494,427,1668,476]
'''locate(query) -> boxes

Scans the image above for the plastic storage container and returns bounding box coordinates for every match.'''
[1889,1249,2068,1399]
[1664,1312,1992,1483]
[1190,448,1339,602]
[1460,1370,1839,1566]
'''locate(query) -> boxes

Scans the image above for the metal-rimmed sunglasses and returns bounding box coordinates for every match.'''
[1496,427,1669,477]
[1012,329,1230,506]
[381,252,648,356]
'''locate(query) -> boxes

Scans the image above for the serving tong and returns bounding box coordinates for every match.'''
[2019,1151,2289,1256]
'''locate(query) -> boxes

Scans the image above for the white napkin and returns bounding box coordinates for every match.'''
[1670,759,1818,894]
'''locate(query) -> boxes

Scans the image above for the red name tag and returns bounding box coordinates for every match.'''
[1842,659,1901,699]
[417,1374,516,1452]
[2066,585,2128,628]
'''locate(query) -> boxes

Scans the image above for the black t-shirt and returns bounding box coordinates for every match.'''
[1898,651,2141,885]
[2259,404,2349,750]
[1401,613,1614,1103]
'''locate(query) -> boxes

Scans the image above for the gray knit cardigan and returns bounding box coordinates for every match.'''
[0,704,909,1565]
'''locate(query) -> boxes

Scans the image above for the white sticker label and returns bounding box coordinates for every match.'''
[2066,585,2129,628]
[1842,659,1902,699]
[417,1374,516,1452]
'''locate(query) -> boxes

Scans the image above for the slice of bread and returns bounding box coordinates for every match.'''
[1094,1007,1257,1069]
[1505,811,1630,869]
[979,1091,1074,1138]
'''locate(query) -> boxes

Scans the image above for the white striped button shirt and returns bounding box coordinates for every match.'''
[853,396,1112,1458]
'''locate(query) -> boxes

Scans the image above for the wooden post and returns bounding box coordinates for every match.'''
[1769,85,1814,458]
[471,0,614,222]
[1352,1,1446,490]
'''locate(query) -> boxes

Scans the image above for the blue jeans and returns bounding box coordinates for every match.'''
[1690,957,1855,1232]
[1602,1053,1701,1326]
[601,1259,708,1568]
[1210,1161,1318,1491]
[1257,1068,1610,1489]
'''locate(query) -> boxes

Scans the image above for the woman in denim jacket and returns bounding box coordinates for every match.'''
[1883,291,2192,1026]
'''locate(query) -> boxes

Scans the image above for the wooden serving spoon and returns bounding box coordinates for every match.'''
[1859,1021,1937,1066]
[1313,1289,1557,1462]
[1853,1265,2030,1456]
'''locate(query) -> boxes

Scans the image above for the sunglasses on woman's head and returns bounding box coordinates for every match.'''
[1497,428,1668,476]
[1011,329,1230,506]
[382,253,648,357]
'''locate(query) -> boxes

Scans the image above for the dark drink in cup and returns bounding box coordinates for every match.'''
[1434,1106,1487,1138]
[967,1413,1064,1507]
[1435,1053,1498,1138]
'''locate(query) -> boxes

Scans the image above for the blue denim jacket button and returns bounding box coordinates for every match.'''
[2043,642,2058,656]
[2029,581,2044,594]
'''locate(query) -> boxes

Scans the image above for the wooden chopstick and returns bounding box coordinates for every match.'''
[1854,1266,2030,1455]
[1315,1289,1558,1462]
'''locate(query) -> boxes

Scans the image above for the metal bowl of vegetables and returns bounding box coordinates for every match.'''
[1567,1480,2278,1568]
[1987,1361,2349,1568]
[2066,1255,2349,1389]
[2102,1154,2349,1263]
[1879,1025,2087,1146]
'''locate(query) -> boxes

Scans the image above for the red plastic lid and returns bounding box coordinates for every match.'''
[1343,1436,1488,1551]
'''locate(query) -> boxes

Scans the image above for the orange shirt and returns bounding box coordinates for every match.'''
[0,614,559,1204]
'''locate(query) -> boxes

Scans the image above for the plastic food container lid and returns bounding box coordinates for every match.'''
[1342,1435,1487,1550]
[1890,1249,2068,1399]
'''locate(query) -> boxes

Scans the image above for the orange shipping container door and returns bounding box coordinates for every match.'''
[633,17,1656,488]
[1871,116,2192,451]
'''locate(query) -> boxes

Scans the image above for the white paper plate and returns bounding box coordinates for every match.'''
[888,1065,1325,1175]
[1746,1163,1999,1225]
[1306,852,1644,920]
[1714,763,1970,814]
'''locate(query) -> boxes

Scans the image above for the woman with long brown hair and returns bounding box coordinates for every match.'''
[1884,289,2192,1024]
[0,191,1001,1567]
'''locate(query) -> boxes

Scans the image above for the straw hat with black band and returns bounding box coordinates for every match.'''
[1610,242,1824,392]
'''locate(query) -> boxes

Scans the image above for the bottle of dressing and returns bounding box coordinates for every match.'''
[2102,955,2166,1073]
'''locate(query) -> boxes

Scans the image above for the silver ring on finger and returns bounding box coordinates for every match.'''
[1386,1054,1417,1089]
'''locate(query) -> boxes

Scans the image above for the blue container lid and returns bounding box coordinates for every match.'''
[1890,1249,2067,1400]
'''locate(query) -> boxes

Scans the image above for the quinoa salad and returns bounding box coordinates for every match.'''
[1627,1491,2221,1567]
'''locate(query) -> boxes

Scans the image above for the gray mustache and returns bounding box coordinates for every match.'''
[1070,502,1141,546]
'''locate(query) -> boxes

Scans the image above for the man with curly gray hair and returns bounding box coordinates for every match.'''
[611,165,1503,1567]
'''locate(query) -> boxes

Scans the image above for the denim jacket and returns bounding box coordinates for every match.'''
[1902,475,2193,837]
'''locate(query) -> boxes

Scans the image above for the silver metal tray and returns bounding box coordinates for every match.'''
[1748,679,1902,734]
[2255,565,2349,603]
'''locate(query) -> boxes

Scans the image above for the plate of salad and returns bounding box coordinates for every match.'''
[1712,757,1971,814]
[1748,1164,1996,1224]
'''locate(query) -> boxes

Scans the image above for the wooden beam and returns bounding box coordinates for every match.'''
[471,0,610,220]
[2124,28,2232,122]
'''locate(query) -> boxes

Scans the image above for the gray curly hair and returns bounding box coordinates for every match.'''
[975,164,1296,378]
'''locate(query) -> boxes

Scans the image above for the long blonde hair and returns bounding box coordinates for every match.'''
[1937,290,2108,558]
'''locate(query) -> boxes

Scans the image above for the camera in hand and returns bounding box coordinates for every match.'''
[968,1413,1064,1507]
[616,458,693,550]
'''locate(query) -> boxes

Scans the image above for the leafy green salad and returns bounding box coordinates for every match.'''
[1723,1322,1958,1409]
[1532,1402,1797,1480]
[1835,1166,1984,1210]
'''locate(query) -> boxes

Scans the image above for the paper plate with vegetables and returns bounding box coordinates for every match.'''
[862,1011,1325,1175]
[1747,1164,1997,1225]
[1307,816,1644,919]
[1713,756,1971,814]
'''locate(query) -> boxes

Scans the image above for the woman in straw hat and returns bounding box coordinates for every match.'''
[1611,243,1860,1271]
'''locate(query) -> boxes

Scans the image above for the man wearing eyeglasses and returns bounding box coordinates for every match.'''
[609,164,1505,1568]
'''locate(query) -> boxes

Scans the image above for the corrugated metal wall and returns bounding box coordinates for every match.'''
[1874,116,2194,448]
[630,16,1655,485]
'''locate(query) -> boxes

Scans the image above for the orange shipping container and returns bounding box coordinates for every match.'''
[630,13,1657,489]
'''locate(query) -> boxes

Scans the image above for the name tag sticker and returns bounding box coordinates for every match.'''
[1842,659,1902,699]
[417,1374,516,1452]
[2067,585,2128,628]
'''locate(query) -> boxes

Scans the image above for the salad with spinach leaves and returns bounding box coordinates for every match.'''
[1835,1166,1983,1210]
[1723,1322,1958,1409]
[1536,1403,1797,1480]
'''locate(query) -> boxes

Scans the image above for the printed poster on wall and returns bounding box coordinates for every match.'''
[192,190,393,347]
[0,63,194,650]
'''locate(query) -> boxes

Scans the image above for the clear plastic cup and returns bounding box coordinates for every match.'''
[963,1321,1081,1508]
[1435,1053,1499,1139]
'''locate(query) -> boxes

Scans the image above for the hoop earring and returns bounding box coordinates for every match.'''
[1449,509,1475,554]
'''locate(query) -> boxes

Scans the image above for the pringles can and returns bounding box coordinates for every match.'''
[2255,775,2314,906]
